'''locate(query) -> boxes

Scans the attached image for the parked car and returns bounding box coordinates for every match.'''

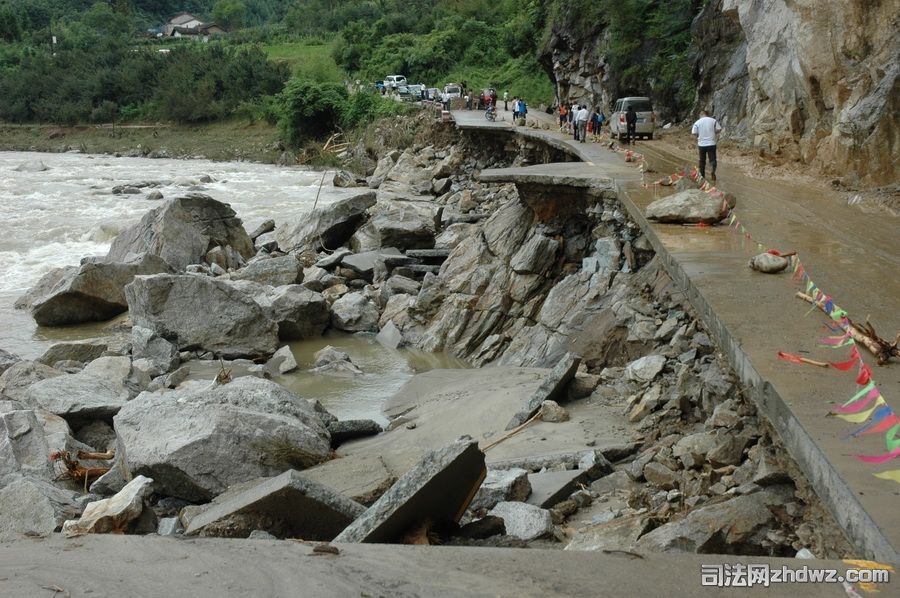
[426,87,441,101]
[397,86,414,102]
[407,84,426,100]
[384,75,407,91]
[443,84,461,99]
[479,88,497,109]
[374,81,385,93]
[609,96,655,140]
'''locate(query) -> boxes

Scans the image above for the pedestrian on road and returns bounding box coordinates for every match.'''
[519,98,527,124]
[558,104,568,131]
[691,109,723,181]
[503,91,509,111]
[465,93,472,110]
[625,106,637,145]
[576,105,589,142]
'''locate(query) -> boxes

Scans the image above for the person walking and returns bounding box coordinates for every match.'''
[625,106,637,145]
[558,103,568,131]
[518,98,527,123]
[576,105,589,142]
[691,109,723,181]
[503,90,509,111]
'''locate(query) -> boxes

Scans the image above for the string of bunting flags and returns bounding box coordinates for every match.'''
[615,149,900,484]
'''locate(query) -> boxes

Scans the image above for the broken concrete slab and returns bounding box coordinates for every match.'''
[301,454,395,506]
[565,513,651,551]
[469,468,531,512]
[505,353,581,430]
[525,469,590,509]
[334,439,486,543]
[184,470,365,540]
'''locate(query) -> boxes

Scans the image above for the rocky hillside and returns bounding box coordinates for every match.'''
[541,0,898,187]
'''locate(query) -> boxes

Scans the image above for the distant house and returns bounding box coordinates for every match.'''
[163,12,226,41]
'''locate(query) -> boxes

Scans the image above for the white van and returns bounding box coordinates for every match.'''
[443,84,461,99]
[384,75,407,91]
[609,97,655,140]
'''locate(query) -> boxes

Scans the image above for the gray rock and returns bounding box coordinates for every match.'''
[334,439,486,543]
[0,477,85,540]
[126,274,279,359]
[488,501,553,541]
[74,421,116,452]
[645,189,729,224]
[509,234,559,274]
[23,356,136,420]
[673,431,719,469]
[375,321,404,350]
[624,355,666,383]
[331,292,380,332]
[157,517,183,536]
[28,253,173,326]
[14,159,48,172]
[1,410,53,480]
[260,285,330,340]
[566,513,651,551]
[108,194,255,271]
[0,349,22,376]
[525,469,589,509]
[636,491,779,553]
[268,345,298,375]
[708,435,750,467]
[114,377,332,501]
[0,361,62,402]
[62,475,154,536]
[333,169,360,188]
[37,338,116,366]
[539,400,570,423]
[248,219,276,241]
[748,252,790,273]
[341,248,403,281]
[315,249,352,269]
[351,208,435,251]
[131,327,180,378]
[643,462,678,490]
[327,420,383,447]
[469,468,532,512]
[506,353,581,430]
[185,469,365,540]
[301,453,395,506]
[275,190,376,252]
[230,255,303,287]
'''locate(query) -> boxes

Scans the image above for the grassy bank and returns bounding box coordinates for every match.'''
[0,120,284,163]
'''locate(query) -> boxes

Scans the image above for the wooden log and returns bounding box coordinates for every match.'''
[795,292,899,365]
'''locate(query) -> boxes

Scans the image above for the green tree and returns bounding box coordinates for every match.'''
[213,0,246,30]
[276,78,348,145]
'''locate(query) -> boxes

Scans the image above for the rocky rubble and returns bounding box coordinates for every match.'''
[0,112,851,560]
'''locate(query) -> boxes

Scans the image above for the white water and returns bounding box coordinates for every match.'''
[0,151,337,358]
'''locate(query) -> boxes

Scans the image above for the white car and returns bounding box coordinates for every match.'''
[443,84,461,99]
[609,96,655,140]
[384,75,407,91]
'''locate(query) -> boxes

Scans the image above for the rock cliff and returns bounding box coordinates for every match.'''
[541,0,898,187]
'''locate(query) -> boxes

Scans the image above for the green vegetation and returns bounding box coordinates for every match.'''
[0,0,704,145]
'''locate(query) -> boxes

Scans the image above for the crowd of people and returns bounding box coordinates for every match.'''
[558,102,607,143]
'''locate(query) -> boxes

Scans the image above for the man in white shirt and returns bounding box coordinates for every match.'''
[691,110,723,181]
[576,105,589,142]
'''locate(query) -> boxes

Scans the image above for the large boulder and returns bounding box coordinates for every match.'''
[0,477,86,540]
[645,189,729,224]
[254,285,330,340]
[1,409,53,480]
[22,357,138,421]
[26,254,172,326]
[229,254,303,287]
[350,206,436,251]
[113,377,332,502]
[0,349,21,376]
[0,361,63,403]
[125,274,279,359]
[275,190,376,253]
[331,292,380,333]
[107,194,255,270]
